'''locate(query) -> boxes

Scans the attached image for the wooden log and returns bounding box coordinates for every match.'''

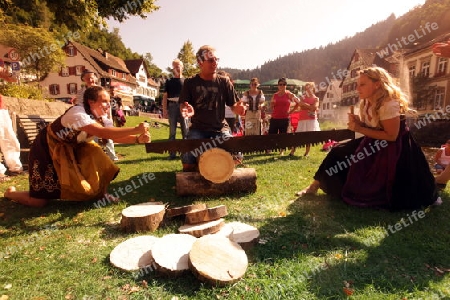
[198,148,235,183]
[151,233,197,277]
[185,205,228,224]
[178,218,225,237]
[189,235,248,286]
[166,203,207,218]
[176,168,257,196]
[109,235,159,272]
[120,202,166,233]
[215,221,260,250]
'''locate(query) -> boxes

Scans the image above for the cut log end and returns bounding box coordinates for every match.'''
[189,235,248,286]
[198,148,235,183]
[166,203,208,218]
[215,221,260,251]
[120,203,166,233]
[185,205,228,224]
[109,235,159,272]
[178,218,225,237]
[151,234,197,277]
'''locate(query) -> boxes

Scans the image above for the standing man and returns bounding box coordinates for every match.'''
[179,45,246,172]
[162,59,188,159]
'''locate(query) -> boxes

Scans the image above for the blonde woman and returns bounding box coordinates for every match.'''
[297,67,438,210]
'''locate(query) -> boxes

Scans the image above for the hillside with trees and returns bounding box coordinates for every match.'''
[227,0,450,84]
[1,0,450,84]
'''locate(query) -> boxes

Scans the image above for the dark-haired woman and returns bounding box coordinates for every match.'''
[4,86,150,207]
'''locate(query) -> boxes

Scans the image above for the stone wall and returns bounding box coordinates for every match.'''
[3,95,71,117]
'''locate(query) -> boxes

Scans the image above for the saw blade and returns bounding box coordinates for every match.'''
[145,129,354,154]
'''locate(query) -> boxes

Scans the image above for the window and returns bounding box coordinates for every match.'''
[75,66,84,76]
[122,73,127,79]
[421,61,430,77]
[67,83,77,95]
[111,69,117,77]
[408,65,416,78]
[434,88,445,110]
[49,84,60,95]
[66,46,76,56]
[437,58,448,75]
[61,67,69,77]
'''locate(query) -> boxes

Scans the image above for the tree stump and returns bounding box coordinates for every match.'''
[215,221,260,250]
[176,168,257,196]
[166,203,207,218]
[109,235,159,272]
[178,218,225,237]
[198,148,235,183]
[185,205,228,224]
[189,235,248,286]
[151,233,197,277]
[120,202,166,233]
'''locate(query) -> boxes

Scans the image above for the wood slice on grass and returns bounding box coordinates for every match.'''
[176,168,257,197]
[198,148,235,183]
[178,218,225,237]
[215,221,260,250]
[185,205,228,224]
[189,235,248,286]
[166,203,207,218]
[120,202,166,233]
[151,233,197,277]
[109,235,159,272]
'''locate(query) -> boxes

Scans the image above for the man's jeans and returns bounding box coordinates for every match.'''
[168,101,188,157]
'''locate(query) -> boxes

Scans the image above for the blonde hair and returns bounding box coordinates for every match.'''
[172,58,183,67]
[359,67,409,119]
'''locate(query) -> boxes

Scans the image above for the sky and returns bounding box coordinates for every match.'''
[107,0,426,71]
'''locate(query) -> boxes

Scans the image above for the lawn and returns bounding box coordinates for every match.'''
[0,116,449,300]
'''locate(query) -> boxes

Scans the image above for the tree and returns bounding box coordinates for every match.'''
[0,24,66,81]
[143,53,162,78]
[177,41,198,78]
[1,0,160,31]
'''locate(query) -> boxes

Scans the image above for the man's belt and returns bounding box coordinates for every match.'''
[145,129,354,154]
[167,97,179,102]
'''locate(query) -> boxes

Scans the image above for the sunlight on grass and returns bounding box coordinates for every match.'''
[0,116,449,299]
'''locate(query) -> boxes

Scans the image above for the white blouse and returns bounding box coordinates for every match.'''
[60,105,97,143]
[360,99,400,129]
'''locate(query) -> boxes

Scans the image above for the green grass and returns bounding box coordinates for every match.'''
[0,116,449,299]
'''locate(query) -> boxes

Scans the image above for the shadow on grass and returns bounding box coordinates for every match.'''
[252,192,450,298]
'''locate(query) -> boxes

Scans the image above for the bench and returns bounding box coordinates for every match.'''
[15,114,58,168]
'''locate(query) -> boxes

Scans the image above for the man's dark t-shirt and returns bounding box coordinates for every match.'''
[165,78,184,101]
[179,74,238,132]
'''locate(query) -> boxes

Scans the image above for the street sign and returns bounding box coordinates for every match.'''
[11,61,20,71]
[8,49,20,61]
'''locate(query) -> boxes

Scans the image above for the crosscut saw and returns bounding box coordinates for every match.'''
[145,129,354,154]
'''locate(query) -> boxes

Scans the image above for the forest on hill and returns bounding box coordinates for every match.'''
[226,0,450,84]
